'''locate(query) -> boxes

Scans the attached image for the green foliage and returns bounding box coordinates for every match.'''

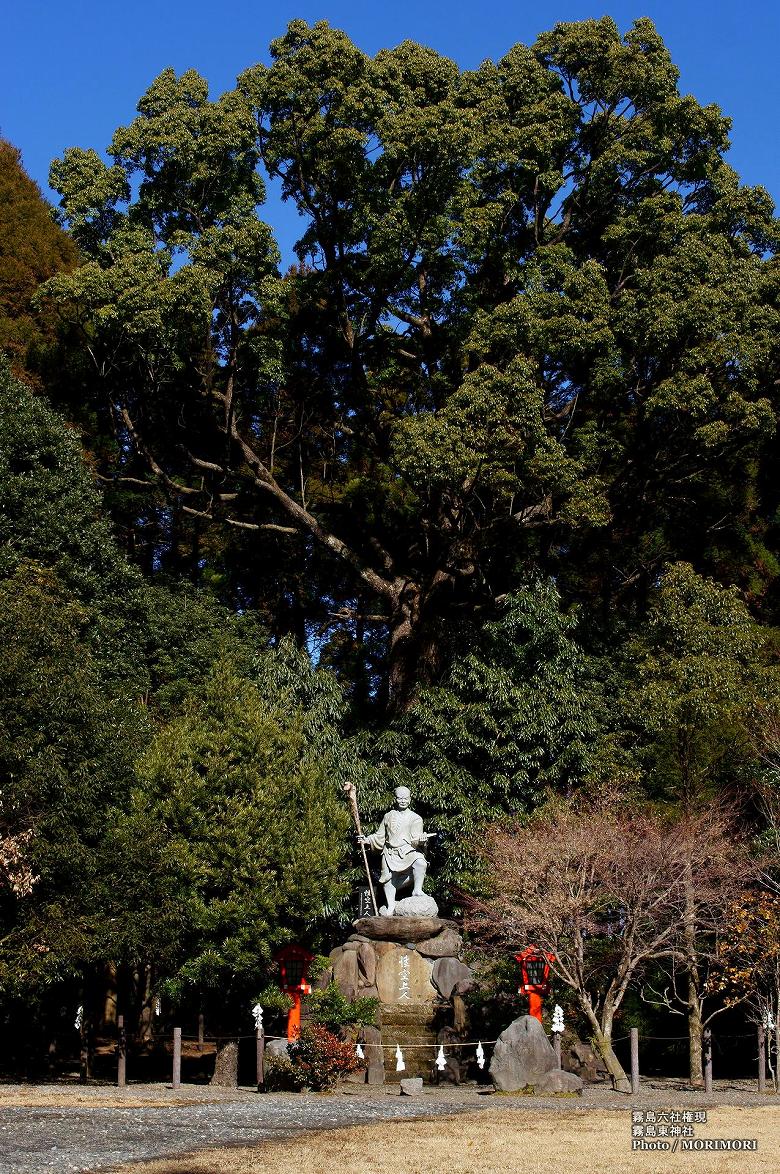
[141,581,266,719]
[0,561,156,992]
[253,984,293,1017]
[306,980,378,1033]
[138,661,351,1013]
[617,563,777,802]
[39,17,780,705]
[0,362,148,690]
[262,1051,307,1091]
[4,17,780,1065]
[372,582,597,890]
[0,140,77,379]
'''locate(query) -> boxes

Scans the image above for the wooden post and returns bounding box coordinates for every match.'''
[79,1030,89,1083]
[172,1027,182,1090]
[630,1028,639,1096]
[758,1024,767,1093]
[553,1034,561,1069]
[703,1028,713,1094]
[256,1026,265,1089]
[117,1014,126,1088]
[198,1013,204,1048]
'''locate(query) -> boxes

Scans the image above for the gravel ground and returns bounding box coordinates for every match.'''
[0,1080,775,1174]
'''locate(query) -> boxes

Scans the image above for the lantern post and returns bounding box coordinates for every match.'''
[275,945,314,1040]
[515,945,555,1023]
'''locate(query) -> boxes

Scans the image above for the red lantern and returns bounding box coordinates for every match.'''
[275,944,314,1040]
[515,945,555,1023]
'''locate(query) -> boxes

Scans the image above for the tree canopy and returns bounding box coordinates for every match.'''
[0,140,77,380]
[40,16,780,706]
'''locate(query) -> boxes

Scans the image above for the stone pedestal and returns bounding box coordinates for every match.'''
[326,915,471,1083]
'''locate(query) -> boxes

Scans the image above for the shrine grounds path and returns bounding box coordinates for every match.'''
[0,1081,778,1174]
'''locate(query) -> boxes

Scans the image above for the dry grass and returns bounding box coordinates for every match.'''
[115,1107,780,1174]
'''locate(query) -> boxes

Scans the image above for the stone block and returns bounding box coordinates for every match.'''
[331,946,359,1001]
[357,941,376,988]
[353,916,457,943]
[416,927,463,958]
[431,957,475,1001]
[376,945,435,1004]
[563,1036,610,1083]
[400,1077,424,1096]
[535,1068,583,1094]
[391,894,439,917]
[372,940,398,958]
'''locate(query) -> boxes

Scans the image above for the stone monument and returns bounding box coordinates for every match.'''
[328,784,472,1082]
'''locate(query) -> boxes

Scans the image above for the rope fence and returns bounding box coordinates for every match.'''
[110,1021,777,1094]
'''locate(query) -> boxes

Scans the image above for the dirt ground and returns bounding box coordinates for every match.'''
[115,1107,779,1174]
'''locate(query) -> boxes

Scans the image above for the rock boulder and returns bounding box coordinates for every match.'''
[489,1015,582,1095]
[389,894,439,917]
[416,927,463,958]
[431,957,475,1001]
[353,916,457,942]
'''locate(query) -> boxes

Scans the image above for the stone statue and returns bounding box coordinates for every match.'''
[359,786,437,917]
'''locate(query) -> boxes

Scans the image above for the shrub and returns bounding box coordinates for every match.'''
[288,1024,364,1091]
[263,1051,307,1092]
[306,976,378,1034]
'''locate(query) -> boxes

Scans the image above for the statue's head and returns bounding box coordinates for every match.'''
[394,786,411,810]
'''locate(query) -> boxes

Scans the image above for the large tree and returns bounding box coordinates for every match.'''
[0,140,77,380]
[40,18,780,705]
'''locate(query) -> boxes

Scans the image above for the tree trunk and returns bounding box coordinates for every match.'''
[590,1025,630,1093]
[137,964,154,1045]
[687,974,705,1088]
[683,860,705,1087]
[101,962,117,1032]
[387,585,446,709]
[210,1040,239,1087]
[581,997,630,1092]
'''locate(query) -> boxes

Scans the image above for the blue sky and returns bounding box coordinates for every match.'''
[4,0,778,259]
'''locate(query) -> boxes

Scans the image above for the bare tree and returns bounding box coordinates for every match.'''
[641,806,756,1087]
[711,889,780,1091]
[467,795,754,1091]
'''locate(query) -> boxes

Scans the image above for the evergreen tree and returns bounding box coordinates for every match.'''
[41,18,780,705]
[0,140,77,380]
[137,661,352,1018]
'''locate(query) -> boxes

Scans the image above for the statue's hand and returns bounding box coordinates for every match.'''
[357,834,369,845]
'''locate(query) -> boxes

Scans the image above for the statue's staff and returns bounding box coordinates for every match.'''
[342,782,379,916]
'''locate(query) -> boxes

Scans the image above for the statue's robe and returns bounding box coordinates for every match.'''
[366,808,425,883]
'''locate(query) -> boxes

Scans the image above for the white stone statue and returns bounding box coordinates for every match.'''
[359,786,437,917]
